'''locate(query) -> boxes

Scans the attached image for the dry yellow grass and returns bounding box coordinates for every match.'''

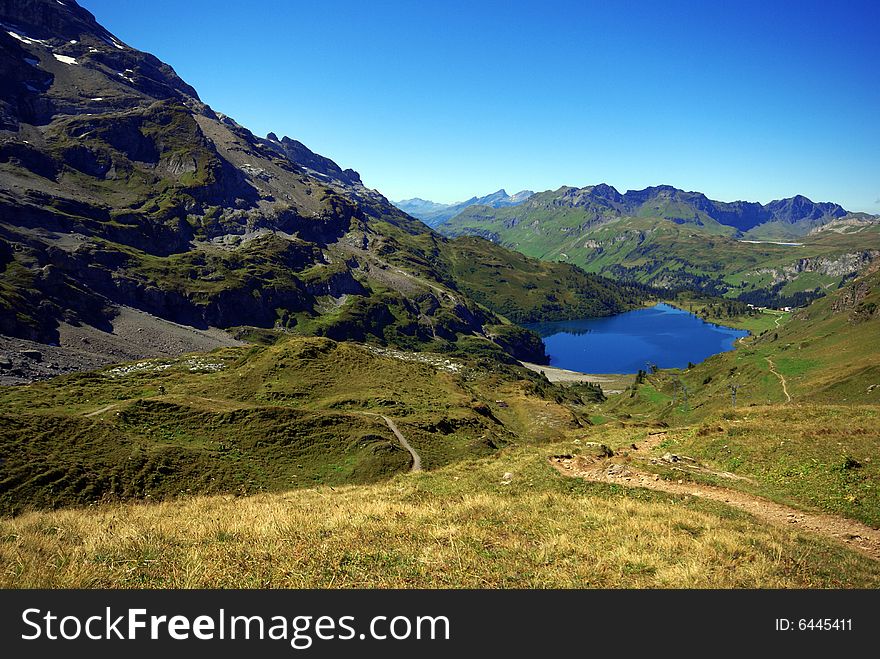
[2,439,878,588]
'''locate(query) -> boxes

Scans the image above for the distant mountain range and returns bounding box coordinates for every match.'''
[442,184,866,238]
[393,189,533,227]
[439,183,880,306]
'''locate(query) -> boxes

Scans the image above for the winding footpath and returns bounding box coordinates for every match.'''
[359,412,422,472]
[83,403,118,418]
[379,414,422,472]
[761,312,791,402]
[551,432,880,562]
[765,357,792,403]
[83,401,423,473]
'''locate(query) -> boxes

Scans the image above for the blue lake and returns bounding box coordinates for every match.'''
[524,303,748,374]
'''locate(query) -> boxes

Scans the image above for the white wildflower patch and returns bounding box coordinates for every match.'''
[106,357,226,378]
[106,360,173,377]
[366,346,464,374]
[182,357,226,373]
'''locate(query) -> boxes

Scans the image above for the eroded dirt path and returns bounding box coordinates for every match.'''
[358,412,422,472]
[83,403,118,418]
[550,431,880,561]
[380,414,422,472]
[765,357,792,403]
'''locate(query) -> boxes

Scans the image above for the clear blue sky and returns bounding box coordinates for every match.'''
[81,0,879,211]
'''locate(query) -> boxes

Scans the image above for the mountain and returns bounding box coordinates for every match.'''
[394,188,533,227]
[0,0,433,343]
[442,236,651,324]
[265,132,364,188]
[443,184,851,237]
[441,184,880,306]
[0,0,650,382]
[391,197,450,218]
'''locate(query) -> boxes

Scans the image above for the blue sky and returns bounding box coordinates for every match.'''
[81,0,879,211]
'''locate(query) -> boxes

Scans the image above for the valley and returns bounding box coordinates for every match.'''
[0,0,878,592]
[2,261,878,588]
[393,189,533,227]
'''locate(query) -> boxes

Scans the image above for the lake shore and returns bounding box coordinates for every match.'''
[520,362,633,393]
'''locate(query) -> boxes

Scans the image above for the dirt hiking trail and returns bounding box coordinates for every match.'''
[380,414,422,472]
[551,430,880,561]
[765,357,792,403]
[358,412,422,472]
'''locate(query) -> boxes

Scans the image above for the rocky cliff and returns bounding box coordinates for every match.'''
[0,0,550,366]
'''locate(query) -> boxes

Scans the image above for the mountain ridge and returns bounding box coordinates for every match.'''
[393,188,534,227]
[440,182,880,305]
[0,0,500,350]
[443,183,854,236]
[0,0,650,376]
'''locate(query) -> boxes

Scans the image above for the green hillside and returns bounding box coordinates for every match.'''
[1,0,879,592]
[441,186,880,306]
[607,266,880,421]
[0,335,586,515]
[439,236,650,322]
[3,420,879,588]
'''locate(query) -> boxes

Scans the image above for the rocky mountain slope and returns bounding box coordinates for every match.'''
[394,188,533,227]
[0,0,646,376]
[441,184,880,305]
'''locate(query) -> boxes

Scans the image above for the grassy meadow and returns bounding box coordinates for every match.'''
[1,268,878,588]
[3,429,879,588]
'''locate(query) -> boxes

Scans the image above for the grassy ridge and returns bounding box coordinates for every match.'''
[442,200,880,305]
[586,406,880,528]
[0,337,577,516]
[651,406,880,528]
[2,433,878,588]
[441,236,649,322]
